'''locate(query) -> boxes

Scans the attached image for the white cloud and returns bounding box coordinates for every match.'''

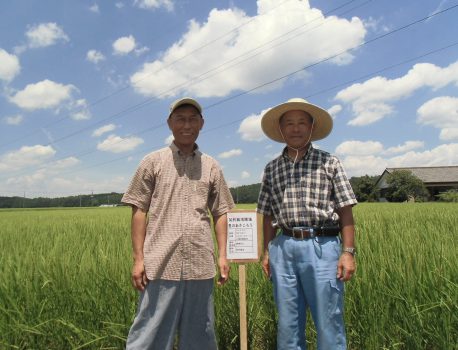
[340,143,458,177]
[238,110,266,142]
[97,134,144,153]
[134,46,150,56]
[87,49,106,63]
[440,128,458,141]
[89,4,100,13]
[241,171,250,179]
[9,79,75,111]
[341,155,387,177]
[362,16,390,34]
[3,171,126,198]
[328,104,342,117]
[0,145,56,172]
[26,23,69,48]
[92,124,116,137]
[417,96,458,127]
[384,141,424,155]
[164,134,174,145]
[387,144,458,168]
[218,149,242,159]
[134,0,173,11]
[130,0,365,98]
[115,2,124,9]
[69,99,91,120]
[335,140,384,156]
[48,157,80,170]
[417,96,458,140]
[3,115,23,125]
[335,60,458,126]
[113,35,136,55]
[0,49,20,82]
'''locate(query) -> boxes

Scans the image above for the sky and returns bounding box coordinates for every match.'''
[1,0,458,198]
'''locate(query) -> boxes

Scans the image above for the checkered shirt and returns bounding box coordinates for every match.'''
[122,143,235,281]
[257,145,357,228]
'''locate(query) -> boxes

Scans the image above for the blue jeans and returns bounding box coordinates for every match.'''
[126,279,217,350]
[269,234,346,350]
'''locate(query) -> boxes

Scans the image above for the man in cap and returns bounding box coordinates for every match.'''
[121,97,235,349]
[257,98,357,349]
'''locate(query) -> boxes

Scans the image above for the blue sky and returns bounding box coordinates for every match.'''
[1,0,458,198]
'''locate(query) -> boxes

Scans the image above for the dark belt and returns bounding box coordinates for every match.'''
[281,225,340,240]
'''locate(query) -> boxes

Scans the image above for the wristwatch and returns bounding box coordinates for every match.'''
[342,247,357,256]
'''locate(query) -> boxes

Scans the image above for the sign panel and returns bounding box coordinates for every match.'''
[227,210,261,262]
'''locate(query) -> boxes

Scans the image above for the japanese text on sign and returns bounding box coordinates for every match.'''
[227,211,258,260]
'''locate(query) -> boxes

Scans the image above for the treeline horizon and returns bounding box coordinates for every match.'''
[0,176,380,208]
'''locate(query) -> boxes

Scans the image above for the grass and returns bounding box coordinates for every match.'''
[0,203,457,349]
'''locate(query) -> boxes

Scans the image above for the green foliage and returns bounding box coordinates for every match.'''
[1,204,457,349]
[349,175,379,202]
[0,192,124,208]
[436,189,458,202]
[230,183,261,204]
[385,170,429,202]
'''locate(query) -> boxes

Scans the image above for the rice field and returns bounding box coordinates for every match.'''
[0,203,457,349]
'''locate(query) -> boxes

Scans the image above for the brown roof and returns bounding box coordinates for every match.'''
[385,166,458,183]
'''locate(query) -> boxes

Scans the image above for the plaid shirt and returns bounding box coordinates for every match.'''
[122,143,235,281]
[257,145,357,228]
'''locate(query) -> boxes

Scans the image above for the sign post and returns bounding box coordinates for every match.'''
[227,210,261,350]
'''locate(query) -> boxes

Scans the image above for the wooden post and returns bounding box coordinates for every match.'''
[239,264,248,350]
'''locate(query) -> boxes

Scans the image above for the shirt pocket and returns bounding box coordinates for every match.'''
[192,180,210,211]
[301,173,331,208]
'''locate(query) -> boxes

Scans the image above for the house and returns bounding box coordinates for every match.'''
[375,166,458,201]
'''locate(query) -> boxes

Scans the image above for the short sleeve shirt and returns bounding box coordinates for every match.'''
[122,143,235,281]
[257,145,357,228]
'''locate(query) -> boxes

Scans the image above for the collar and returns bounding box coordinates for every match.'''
[281,143,314,162]
[169,142,200,156]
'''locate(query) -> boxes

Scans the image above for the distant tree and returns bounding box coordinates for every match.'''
[436,189,458,202]
[230,183,261,204]
[350,175,379,202]
[384,170,429,202]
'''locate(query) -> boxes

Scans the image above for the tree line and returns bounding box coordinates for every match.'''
[0,192,124,209]
[1,171,456,208]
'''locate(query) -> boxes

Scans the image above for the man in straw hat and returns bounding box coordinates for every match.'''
[121,97,235,349]
[257,98,357,349]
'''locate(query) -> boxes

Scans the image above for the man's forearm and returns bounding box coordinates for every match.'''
[263,215,276,255]
[131,206,147,262]
[336,205,355,248]
[214,214,228,258]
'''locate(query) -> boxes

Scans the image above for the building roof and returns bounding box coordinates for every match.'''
[383,166,458,184]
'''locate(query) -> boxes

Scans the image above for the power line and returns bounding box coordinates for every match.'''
[0,0,361,152]
[1,3,456,182]
[0,0,296,150]
[0,0,369,180]
[6,39,457,185]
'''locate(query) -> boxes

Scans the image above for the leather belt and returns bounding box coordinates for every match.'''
[281,225,340,240]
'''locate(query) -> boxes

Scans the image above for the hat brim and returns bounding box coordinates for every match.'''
[261,101,333,143]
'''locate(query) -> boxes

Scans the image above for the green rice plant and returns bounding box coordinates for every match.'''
[0,203,457,349]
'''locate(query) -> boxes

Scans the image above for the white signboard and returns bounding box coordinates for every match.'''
[227,210,260,261]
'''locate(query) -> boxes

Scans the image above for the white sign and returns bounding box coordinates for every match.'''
[227,211,259,261]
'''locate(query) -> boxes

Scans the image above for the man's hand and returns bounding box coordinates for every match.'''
[261,253,271,279]
[336,253,356,282]
[131,260,148,291]
[217,256,230,285]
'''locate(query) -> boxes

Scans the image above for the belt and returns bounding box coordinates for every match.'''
[281,225,340,240]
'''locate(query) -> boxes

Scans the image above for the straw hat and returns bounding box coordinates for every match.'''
[261,98,333,142]
[169,97,202,116]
